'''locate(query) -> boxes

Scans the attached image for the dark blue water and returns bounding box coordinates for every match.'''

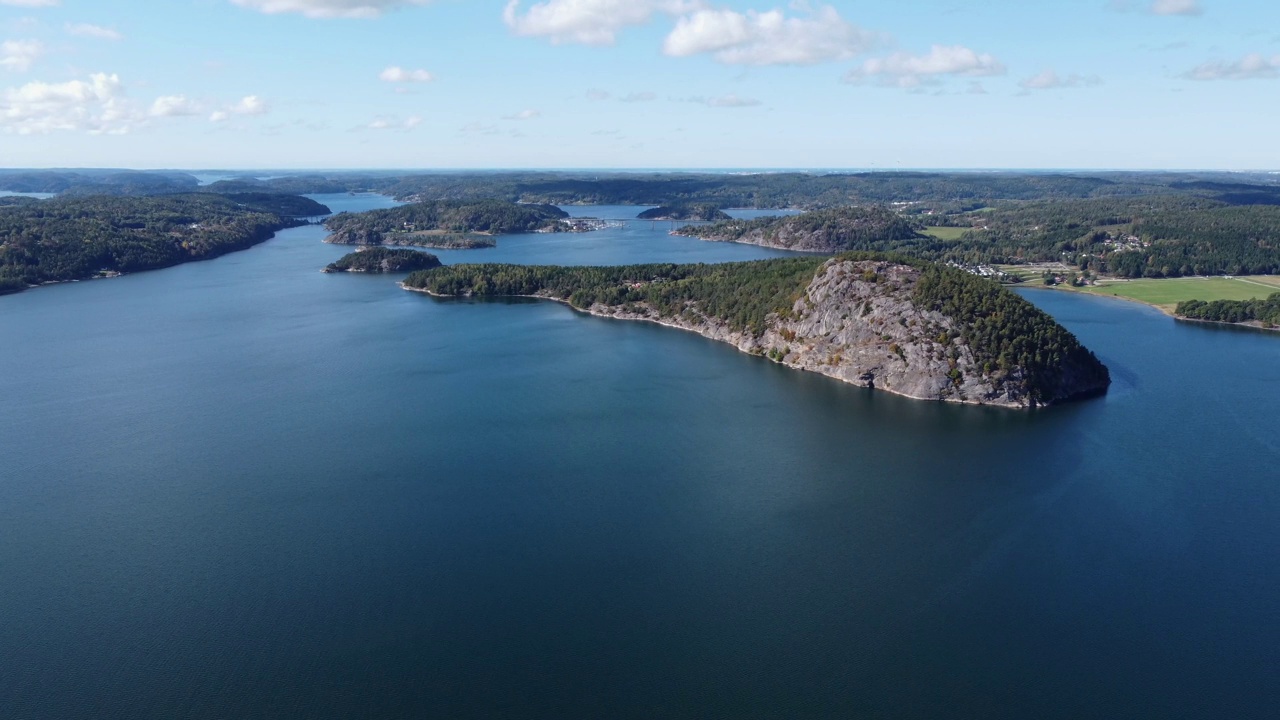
[1,195,1278,720]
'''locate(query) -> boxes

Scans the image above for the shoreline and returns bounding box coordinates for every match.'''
[400,282,1068,410]
[1019,283,1280,332]
[4,224,292,297]
[1173,316,1280,333]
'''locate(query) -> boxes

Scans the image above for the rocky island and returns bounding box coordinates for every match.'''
[323,248,442,274]
[323,199,568,248]
[675,206,922,252]
[402,253,1111,408]
[637,204,732,222]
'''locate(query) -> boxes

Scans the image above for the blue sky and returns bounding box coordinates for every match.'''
[1,0,1277,169]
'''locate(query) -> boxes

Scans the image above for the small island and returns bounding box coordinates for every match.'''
[323,248,442,274]
[402,253,1111,408]
[323,199,569,248]
[637,204,731,222]
[675,206,922,252]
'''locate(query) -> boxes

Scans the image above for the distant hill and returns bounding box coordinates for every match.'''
[636,204,731,221]
[676,207,922,253]
[323,200,568,246]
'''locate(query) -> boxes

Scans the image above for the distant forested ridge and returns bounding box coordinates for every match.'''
[1176,293,1280,328]
[0,193,314,295]
[323,248,442,274]
[323,200,568,246]
[7,168,1280,285]
[677,207,923,252]
[636,204,732,221]
[403,253,1109,408]
[7,169,1280,210]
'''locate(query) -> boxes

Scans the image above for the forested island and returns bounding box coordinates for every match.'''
[676,207,923,252]
[323,200,568,247]
[323,248,442,274]
[1176,293,1280,329]
[636,204,731,221]
[0,193,327,295]
[402,253,1110,408]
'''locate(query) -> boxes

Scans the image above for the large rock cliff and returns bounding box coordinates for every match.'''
[402,255,1111,408]
[579,259,1106,406]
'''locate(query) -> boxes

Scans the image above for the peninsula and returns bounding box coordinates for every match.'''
[402,253,1111,408]
[0,193,328,296]
[1175,292,1280,330]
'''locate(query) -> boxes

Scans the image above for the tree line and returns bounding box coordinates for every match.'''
[0,194,309,295]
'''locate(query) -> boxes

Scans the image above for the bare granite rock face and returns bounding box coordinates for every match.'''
[577,258,1098,407]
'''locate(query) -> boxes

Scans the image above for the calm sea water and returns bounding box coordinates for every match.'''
[1,195,1278,720]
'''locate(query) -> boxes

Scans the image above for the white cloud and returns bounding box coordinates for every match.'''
[208,95,268,122]
[585,88,610,100]
[460,121,500,135]
[1018,69,1103,90]
[231,95,268,115]
[379,65,434,82]
[0,0,60,7]
[230,0,432,19]
[0,72,139,134]
[66,23,123,40]
[503,0,694,46]
[663,4,873,65]
[1151,0,1201,16]
[687,93,761,107]
[844,45,1004,88]
[366,114,422,130]
[502,108,540,120]
[620,91,656,102]
[1183,53,1280,80]
[1,39,43,73]
[149,95,199,117]
[1107,0,1203,15]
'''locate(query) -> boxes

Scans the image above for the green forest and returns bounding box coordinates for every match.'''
[323,199,569,245]
[1176,293,1280,327]
[635,204,731,221]
[324,248,442,273]
[678,207,923,251]
[0,194,313,295]
[934,196,1280,277]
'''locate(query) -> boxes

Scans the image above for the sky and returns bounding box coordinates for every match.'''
[1,0,1278,169]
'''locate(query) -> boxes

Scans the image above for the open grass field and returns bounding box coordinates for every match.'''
[921,226,971,241]
[1081,276,1278,308]
[1246,275,1280,288]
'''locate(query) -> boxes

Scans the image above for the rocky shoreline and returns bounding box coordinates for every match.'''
[403,258,1111,408]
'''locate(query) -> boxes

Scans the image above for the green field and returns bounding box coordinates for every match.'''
[921,226,971,241]
[1080,276,1278,308]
